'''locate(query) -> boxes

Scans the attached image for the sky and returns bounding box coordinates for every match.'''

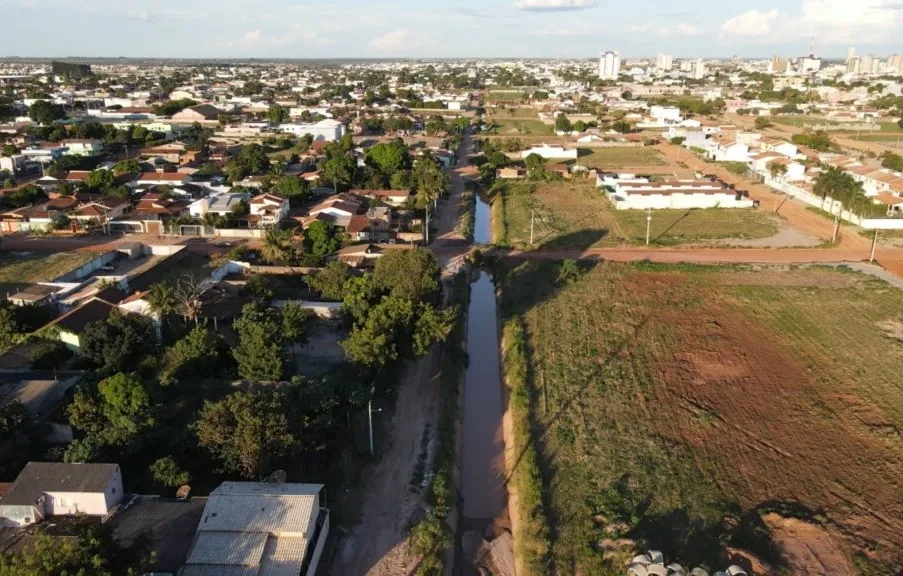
[0,0,901,60]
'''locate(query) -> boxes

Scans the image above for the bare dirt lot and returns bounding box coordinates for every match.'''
[498,260,903,575]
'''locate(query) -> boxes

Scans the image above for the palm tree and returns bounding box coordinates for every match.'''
[814,166,851,210]
[767,162,788,182]
[147,282,177,319]
[261,228,294,265]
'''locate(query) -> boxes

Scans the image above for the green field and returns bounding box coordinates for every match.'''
[575,147,668,169]
[498,260,903,574]
[490,118,554,135]
[491,182,779,248]
[0,251,97,293]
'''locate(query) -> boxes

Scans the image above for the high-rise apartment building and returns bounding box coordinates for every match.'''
[598,51,621,80]
[887,54,903,75]
[770,56,789,73]
[846,47,856,64]
[655,54,673,71]
[692,59,706,80]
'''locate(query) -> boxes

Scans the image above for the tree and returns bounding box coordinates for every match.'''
[0,306,20,352]
[85,169,115,193]
[173,273,205,323]
[80,311,156,372]
[224,143,270,182]
[554,114,571,133]
[97,372,153,443]
[272,175,311,206]
[881,152,903,172]
[524,153,546,179]
[754,117,773,129]
[27,100,66,125]
[303,220,343,259]
[612,120,632,134]
[372,248,442,303]
[814,165,854,209]
[149,456,189,489]
[768,162,788,181]
[305,261,351,301]
[281,304,311,361]
[0,402,27,443]
[146,282,177,322]
[365,140,411,179]
[323,154,354,192]
[1,144,18,157]
[195,389,294,478]
[0,522,153,576]
[232,304,285,381]
[112,159,141,175]
[160,327,224,386]
[267,104,289,125]
[341,275,378,323]
[261,228,294,265]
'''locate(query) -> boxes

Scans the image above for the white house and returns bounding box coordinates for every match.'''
[188,192,250,217]
[520,144,579,161]
[705,137,750,162]
[350,189,411,207]
[0,462,123,527]
[607,180,757,210]
[249,193,290,226]
[134,172,191,187]
[181,482,330,576]
[61,139,104,157]
[278,119,345,142]
[20,145,68,163]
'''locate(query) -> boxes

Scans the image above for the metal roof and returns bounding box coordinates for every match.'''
[1,462,118,506]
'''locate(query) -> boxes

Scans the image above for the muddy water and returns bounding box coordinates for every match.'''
[474,194,491,245]
[461,271,506,521]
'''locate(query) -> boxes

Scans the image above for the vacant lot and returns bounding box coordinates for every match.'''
[575,147,668,170]
[492,181,779,248]
[0,251,97,293]
[498,261,903,575]
[490,118,554,136]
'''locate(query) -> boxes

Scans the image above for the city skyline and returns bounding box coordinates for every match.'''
[1,0,902,59]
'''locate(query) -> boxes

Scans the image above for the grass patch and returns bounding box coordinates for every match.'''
[497,260,903,573]
[0,251,97,293]
[502,316,552,574]
[457,187,476,242]
[574,147,667,170]
[490,118,554,136]
[493,181,779,249]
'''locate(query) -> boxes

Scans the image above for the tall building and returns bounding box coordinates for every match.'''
[655,53,673,71]
[693,59,706,80]
[846,47,856,64]
[860,55,879,75]
[770,56,789,73]
[800,55,822,73]
[598,51,621,80]
[847,57,861,74]
[679,59,694,73]
[887,54,903,75]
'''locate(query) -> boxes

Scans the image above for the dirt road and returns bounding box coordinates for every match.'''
[331,350,441,576]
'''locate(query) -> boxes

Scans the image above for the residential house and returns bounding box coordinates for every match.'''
[520,144,579,161]
[704,135,750,162]
[304,195,362,228]
[188,192,250,218]
[497,167,525,179]
[350,189,411,207]
[171,104,221,123]
[135,172,191,187]
[0,462,123,527]
[249,193,290,226]
[140,143,186,164]
[334,243,414,267]
[757,137,799,159]
[606,180,757,210]
[181,482,330,576]
[70,198,131,226]
[346,206,391,242]
[46,297,117,350]
[20,144,68,163]
[61,139,104,157]
[277,119,345,141]
[134,193,189,219]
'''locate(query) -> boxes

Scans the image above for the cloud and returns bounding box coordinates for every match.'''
[123,11,160,21]
[628,24,651,33]
[240,28,292,47]
[369,28,436,52]
[514,0,598,11]
[720,1,903,44]
[719,8,781,40]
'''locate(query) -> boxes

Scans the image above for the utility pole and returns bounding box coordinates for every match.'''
[530,208,535,245]
[646,207,652,246]
[367,394,382,456]
[870,229,879,263]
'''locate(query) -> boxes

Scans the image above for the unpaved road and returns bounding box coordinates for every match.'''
[331,350,441,576]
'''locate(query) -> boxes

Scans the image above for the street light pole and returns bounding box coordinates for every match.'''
[530,208,535,245]
[870,229,879,263]
[646,207,652,246]
[367,395,383,456]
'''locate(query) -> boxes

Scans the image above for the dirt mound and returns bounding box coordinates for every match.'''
[879,319,903,342]
[762,513,856,576]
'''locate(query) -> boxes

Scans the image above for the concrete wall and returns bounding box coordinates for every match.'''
[861,219,903,229]
[305,511,330,576]
[610,192,755,210]
[272,300,342,319]
[147,244,186,256]
[216,228,265,239]
[57,251,119,282]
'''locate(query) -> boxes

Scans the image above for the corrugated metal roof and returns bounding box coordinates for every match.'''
[186,531,268,566]
[181,566,258,576]
[1,462,118,506]
[259,537,309,576]
[197,494,315,535]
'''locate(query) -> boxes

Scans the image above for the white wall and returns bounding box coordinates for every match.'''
[305,511,330,576]
[610,191,755,210]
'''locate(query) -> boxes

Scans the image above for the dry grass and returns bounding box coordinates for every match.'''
[498,261,903,575]
[0,251,97,293]
[493,181,779,248]
[575,147,668,169]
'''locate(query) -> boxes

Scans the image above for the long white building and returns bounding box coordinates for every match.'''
[598,51,621,80]
[605,179,757,210]
[278,118,344,141]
